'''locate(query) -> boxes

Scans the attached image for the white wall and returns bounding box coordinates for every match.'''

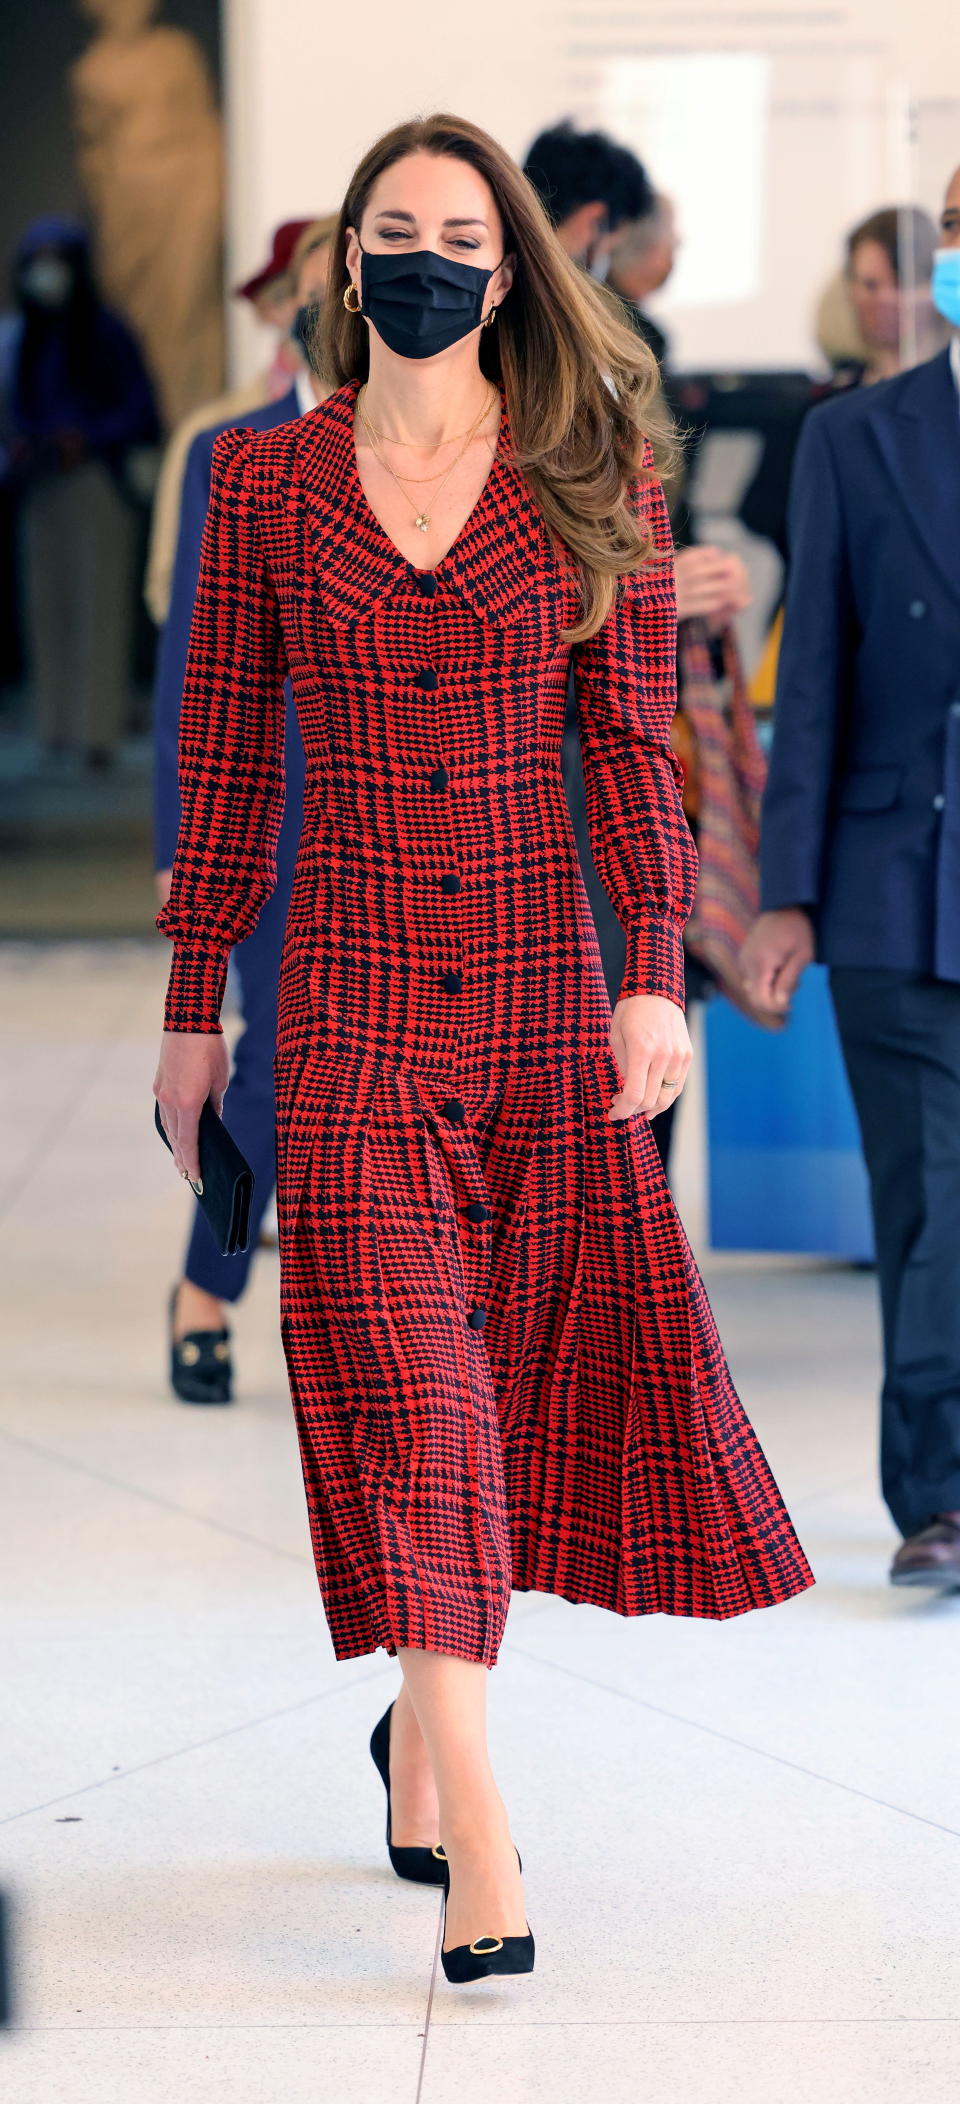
[223,0,960,379]
[222,0,566,379]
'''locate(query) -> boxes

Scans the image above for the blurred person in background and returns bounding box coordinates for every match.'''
[527,129,757,1165]
[741,166,960,1590]
[839,205,947,388]
[601,184,752,677]
[522,118,655,275]
[145,219,330,628]
[154,220,334,1403]
[813,270,871,386]
[6,216,157,768]
[738,208,945,767]
[606,192,678,366]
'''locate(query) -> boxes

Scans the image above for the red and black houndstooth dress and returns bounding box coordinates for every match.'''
[158,380,814,1664]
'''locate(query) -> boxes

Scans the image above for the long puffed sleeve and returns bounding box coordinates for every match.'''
[573,456,697,1008]
[156,427,289,1033]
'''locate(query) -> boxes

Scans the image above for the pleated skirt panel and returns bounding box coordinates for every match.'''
[276,1043,814,1666]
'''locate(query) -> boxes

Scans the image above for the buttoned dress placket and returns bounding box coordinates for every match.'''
[407,562,492,1348]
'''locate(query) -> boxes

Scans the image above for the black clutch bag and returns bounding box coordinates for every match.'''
[154,1100,254,1257]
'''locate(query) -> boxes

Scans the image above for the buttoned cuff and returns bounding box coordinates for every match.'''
[617,915,687,1010]
[162,942,229,1035]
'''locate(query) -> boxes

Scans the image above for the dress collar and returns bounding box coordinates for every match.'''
[293,378,557,624]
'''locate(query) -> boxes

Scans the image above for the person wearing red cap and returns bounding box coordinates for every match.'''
[234,219,321,400]
[145,218,332,626]
[234,217,318,301]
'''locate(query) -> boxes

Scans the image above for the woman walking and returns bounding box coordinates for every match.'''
[154,114,813,1984]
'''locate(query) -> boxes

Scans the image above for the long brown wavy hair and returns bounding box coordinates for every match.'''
[312,113,675,642]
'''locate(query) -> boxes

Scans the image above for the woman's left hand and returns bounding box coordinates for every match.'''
[608,994,692,1120]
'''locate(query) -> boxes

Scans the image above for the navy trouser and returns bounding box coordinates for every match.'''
[830,967,960,1537]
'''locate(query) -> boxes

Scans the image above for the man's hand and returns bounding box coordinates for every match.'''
[675,546,752,633]
[739,909,815,1020]
[609,994,693,1120]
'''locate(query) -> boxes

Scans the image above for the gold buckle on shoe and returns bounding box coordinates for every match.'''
[469,1936,504,1955]
[431,1844,447,1860]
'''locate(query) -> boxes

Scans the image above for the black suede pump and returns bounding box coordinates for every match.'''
[369,1703,448,1887]
[440,1882,535,1985]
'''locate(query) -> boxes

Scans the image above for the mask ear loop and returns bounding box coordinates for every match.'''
[482,255,508,327]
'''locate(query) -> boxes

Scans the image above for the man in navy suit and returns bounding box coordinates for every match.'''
[154,227,330,1403]
[742,168,960,1586]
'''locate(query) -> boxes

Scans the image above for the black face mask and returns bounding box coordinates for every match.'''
[358,242,501,360]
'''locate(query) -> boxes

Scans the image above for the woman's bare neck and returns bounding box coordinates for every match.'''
[360,351,494,449]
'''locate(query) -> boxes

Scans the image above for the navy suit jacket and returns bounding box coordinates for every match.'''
[153,386,306,876]
[761,347,960,979]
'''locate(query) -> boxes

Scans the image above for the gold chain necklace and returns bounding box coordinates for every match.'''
[360,404,491,451]
[357,384,498,533]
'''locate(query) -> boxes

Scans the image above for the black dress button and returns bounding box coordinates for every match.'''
[440,872,462,895]
[429,766,449,793]
[414,569,437,597]
[440,1098,466,1124]
[442,969,463,995]
[467,1304,487,1331]
[465,1201,490,1224]
[415,667,438,690]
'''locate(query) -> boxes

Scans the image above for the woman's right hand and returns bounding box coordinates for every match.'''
[153,1031,230,1184]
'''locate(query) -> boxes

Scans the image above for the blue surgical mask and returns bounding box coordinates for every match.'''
[20,255,74,310]
[931,247,960,329]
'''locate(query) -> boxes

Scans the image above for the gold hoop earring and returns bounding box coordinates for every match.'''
[343,283,361,314]
[482,304,498,329]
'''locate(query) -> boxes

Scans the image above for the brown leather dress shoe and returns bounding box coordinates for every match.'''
[890,1512,960,1588]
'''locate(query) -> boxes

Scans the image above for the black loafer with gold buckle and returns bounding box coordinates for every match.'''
[169,1288,233,1405]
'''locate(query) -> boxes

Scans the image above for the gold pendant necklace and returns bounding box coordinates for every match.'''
[358,384,497,532]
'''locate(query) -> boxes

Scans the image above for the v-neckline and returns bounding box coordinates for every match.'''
[344,376,508,577]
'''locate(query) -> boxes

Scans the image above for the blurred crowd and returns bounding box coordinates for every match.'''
[0,121,948,773]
